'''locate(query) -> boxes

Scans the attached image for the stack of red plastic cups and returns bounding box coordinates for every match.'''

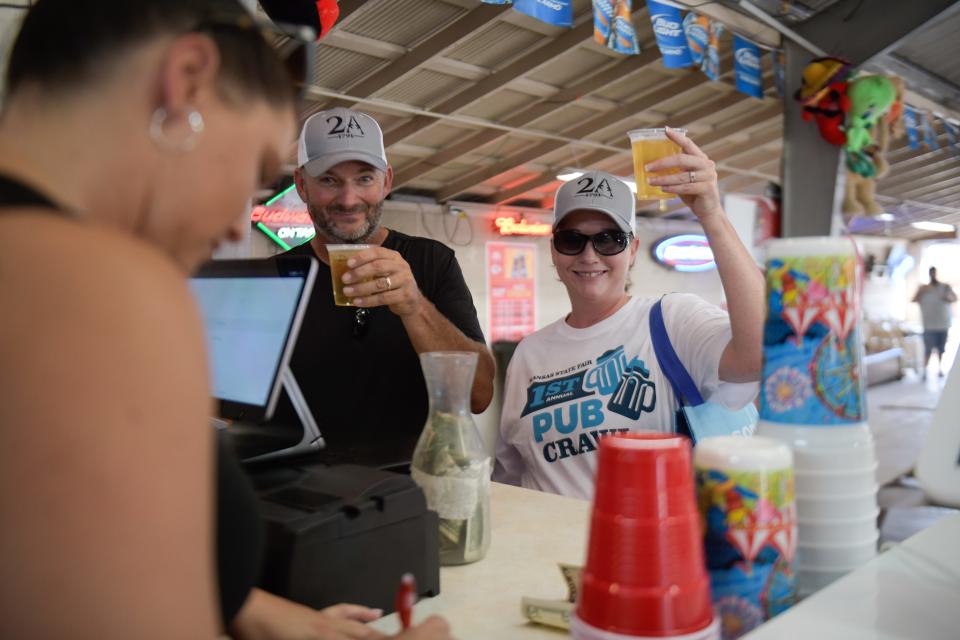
[572,434,720,640]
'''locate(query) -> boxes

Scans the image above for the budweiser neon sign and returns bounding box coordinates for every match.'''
[494,216,552,237]
[651,234,716,272]
[250,206,312,225]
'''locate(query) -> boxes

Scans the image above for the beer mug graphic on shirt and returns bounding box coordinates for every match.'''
[585,347,628,395]
[609,363,657,420]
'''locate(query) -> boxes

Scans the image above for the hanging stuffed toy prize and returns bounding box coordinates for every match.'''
[843,75,897,177]
[794,56,852,146]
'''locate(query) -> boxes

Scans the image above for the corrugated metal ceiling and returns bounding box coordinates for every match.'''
[286,0,960,239]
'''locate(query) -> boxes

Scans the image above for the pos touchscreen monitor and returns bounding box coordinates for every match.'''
[189,256,317,424]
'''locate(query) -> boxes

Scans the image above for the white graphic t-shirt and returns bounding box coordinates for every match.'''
[494,294,758,500]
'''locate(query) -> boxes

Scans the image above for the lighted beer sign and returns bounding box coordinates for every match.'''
[250,206,312,226]
[651,234,716,272]
[494,216,552,237]
[251,184,315,250]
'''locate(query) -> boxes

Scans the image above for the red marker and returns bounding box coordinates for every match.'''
[395,572,417,630]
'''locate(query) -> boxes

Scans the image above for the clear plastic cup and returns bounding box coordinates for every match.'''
[576,434,716,638]
[327,243,371,306]
[628,128,687,201]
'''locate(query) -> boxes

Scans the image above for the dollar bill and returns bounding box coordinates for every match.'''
[558,563,582,603]
[521,596,573,630]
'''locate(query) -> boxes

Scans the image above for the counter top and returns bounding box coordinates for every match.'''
[369,482,589,638]
[743,513,960,639]
[372,486,960,639]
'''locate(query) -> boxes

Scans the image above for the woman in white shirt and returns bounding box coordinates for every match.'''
[494,129,765,499]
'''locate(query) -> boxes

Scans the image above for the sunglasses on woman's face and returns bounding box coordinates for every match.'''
[552,229,633,256]
[196,13,316,105]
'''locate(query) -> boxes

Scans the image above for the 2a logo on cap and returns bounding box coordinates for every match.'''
[575,176,615,199]
[326,114,365,139]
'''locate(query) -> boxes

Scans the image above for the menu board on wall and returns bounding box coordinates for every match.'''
[486,241,536,343]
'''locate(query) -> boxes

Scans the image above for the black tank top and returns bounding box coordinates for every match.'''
[0,174,262,626]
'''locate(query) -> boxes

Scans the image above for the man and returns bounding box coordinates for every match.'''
[270,108,494,462]
[912,266,957,378]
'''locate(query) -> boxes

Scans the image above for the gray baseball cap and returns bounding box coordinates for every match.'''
[553,170,636,234]
[297,108,389,177]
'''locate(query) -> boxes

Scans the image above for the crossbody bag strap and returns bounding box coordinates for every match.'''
[649,297,705,407]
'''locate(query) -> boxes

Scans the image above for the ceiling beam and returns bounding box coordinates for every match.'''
[885,141,946,168]
[711,128,783,164]
[491,103,783,205]
[319,2,511,111]
[924,192,960,210]
[330,0,372,29]
[886,164,960,198]
[383,17,601,146]
[608,123,783,180]
[900,184,960,206]
[392,47,664,188]
[906,178,960,201]
[434,71,711,201]
[879,155,960,191]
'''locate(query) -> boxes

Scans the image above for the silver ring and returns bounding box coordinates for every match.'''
[385,275,393,290]
[689,170,696,183]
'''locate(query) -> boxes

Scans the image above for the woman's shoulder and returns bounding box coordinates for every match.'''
[1,211,204,375]
[1,210,189,301]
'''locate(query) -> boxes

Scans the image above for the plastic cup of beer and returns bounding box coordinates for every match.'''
[628,128,687,206]
[327,244,371,306]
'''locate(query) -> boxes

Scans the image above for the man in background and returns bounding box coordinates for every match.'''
[913,266,957,378]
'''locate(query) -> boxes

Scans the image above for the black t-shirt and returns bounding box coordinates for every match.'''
[270,230,485,460]
[0,174,260,628]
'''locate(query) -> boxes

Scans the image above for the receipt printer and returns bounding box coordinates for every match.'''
[254,463,440,612]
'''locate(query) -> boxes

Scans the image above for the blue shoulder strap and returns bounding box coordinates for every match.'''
[650,298,705,407]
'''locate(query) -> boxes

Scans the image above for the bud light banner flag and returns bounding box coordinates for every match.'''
[944,119,960,156]
[647,0,692,68]
[702,20,723,81]
[514,0,573,27]
[772,50,786,97]
[902,105,920,149]
[733,35,763,98]
[683,13,708,66]
[593,0,640,55]
[922,110,940,150]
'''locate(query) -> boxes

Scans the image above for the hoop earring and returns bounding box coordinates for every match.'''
[149,107,205,152]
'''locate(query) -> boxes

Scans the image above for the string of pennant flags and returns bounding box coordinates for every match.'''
[903,105,960,156]
[480,0,959,158]
[480,0,780,100]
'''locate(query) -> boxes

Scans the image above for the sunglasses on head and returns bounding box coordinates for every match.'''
[195,13,316,105]
[552,229,633,256]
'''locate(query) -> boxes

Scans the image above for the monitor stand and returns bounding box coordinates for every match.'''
[241,367,325,463]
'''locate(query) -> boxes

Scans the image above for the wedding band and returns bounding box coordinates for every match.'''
[376,275,391,291]
[689,170,696,183]
[385,275,393,290]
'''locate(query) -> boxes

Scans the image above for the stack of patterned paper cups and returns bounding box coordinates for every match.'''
[756,237,878,596]
[572,434,720,640]
[695,436,797,640]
